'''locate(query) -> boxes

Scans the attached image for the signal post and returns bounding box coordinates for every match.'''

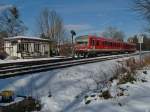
[138,34,143,66]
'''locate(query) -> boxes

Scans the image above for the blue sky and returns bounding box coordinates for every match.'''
[0,0,147,38]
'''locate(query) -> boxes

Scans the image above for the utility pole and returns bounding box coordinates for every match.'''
[138,34,143,66]
[70,30,76,57]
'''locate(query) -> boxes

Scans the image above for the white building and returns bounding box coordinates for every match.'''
[4,36,50,59]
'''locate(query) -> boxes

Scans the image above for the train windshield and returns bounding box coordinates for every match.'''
[76,41,88,45]
[75,35,88,45]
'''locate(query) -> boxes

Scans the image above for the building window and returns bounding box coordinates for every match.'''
[34,44,40,52]
[17,43,24,53]
[25,44,29,52]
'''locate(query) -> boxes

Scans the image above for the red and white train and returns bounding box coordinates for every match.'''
[74,35,136,57]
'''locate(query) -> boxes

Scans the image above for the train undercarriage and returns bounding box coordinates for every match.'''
[74,50,135,58]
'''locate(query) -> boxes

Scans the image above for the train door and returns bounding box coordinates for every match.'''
[91,39,96,50]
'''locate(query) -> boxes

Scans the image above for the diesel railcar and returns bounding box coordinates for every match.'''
[74,35,136,57]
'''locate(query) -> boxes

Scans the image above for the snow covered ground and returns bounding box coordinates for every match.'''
[0,57,65,64]
[0,55,150,112]
[69,70,150,112]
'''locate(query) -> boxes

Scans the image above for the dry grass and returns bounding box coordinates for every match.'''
[143,55,150,67]
[83,55,150,102]
[117,55,150,84]
[118,72,136,84]
[116,58,139,84]
[110,64,128,82]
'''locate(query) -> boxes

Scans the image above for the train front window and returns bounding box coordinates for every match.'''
[77,41,88,45]
[75,35,88,46]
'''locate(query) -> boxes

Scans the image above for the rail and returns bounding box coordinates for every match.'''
[0,51,149,79]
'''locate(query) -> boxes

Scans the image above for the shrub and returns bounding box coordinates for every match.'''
[0,51,8,60]
[0,97,41,112]
[100,90,112,99]
[110,64,128,82]
[118,72,136,84]
[85,100,91,104]
[125,58,140,73]
[143,55,150,66]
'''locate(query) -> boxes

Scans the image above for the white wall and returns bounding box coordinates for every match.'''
[4,40,50,58]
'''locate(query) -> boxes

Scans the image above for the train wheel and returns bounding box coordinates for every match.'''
[83,53,89,58]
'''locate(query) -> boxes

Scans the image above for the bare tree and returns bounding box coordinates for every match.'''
[128,34,150,50]
[0,32,6,53]
[102,26,125,41]
[0,5,27,37]
[37,8,65,55]
[133,0,150,32]
[134,0,150,21]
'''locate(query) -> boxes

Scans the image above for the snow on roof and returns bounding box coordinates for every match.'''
[5,36,50,41]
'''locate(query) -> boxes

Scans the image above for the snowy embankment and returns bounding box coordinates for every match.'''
[0,54,150,112]
[0,57,64,64]
[71,70,150,112]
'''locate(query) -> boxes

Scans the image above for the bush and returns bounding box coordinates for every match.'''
[0,97,41,112]
[0,51,8,60]
[110,64,128,82]
[100,90,112,99]
[118,72,136,84]
[85,100,91,104]
[143,55,150,66]
[125,58,140,73]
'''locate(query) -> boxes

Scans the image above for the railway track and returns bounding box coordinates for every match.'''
[0,52,149,79]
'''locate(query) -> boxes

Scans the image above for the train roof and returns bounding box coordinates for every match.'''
[75,35,136,45]
[75,35,88,40]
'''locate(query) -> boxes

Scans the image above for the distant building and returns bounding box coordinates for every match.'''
[127,38,134,43]
[4,36,50,59]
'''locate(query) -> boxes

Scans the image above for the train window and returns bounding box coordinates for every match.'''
[77,42,87,45]
[109,42,112,46]
[77,42,82,44]
[114,43,116,47]
[103,41,106,46]
[85,42,88,45]
[96,41,99,46]
[104,41,109,46]
[115,43,117,47]
[107,42,109,46]
[91,40,95,46]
